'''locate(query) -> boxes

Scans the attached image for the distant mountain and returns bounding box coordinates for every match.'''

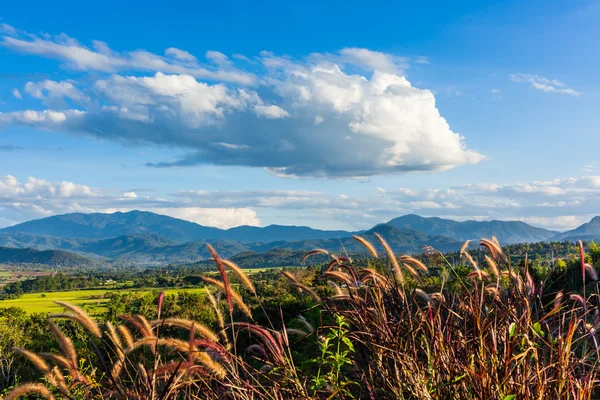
[224,224,353,242]
[0,211,223,242]
[1,211,354,243]
[0,247,99,267]
[387,214,558,244]
[550,217,600,242]
[251,224,462,254]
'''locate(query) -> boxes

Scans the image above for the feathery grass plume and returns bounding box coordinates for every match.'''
[126,337,189,354]
[374,233,404,285]
[480,238,503,259]
[39,353,72,371]
[359,268,389,287]
[286,328,309,337]
[206,243,233,315]
[231,323,285,365]
[51,366,68,394]
[52,301,102,338]
[401,262,422,284]
[323,270,355,289]
[492,236,501,248]
[205,288,228,343]
[485,284,500,298]
[352,235,378,258]
[137,315,153,337]
[570,293,588,313]
[118,315,153,338]
[12,348,55,385]
[467,269,489,281]
[398,255,428,272]
[554,291,564,310]
[462,251,478,269]
[484,255,500,279]
[281,270,301,285]
[328,281,344,296]
[4,383,55,400]
[157,291,165,320]
[149,318,219,342]
[202,276,252,318]
[303,248,331,261]
[194,339,232,363]
[221,259,256,294]
[585,263,598,281]
[280,271,320,301]
[191,350,227,379]
[247,344,267,358]
[297,315,315,334]
[291,282,321,302]
[47,319,77,366]
[118,325,134,348]
[460,240,471,254]
[105,320,124,356]
[413,288,432,304]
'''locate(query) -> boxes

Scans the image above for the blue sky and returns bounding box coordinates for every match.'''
[0,0,599,231]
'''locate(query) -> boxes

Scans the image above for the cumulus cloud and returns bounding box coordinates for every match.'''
[0,24,483,179]
[510,73,580,96]
[11,88,22,99]
[0,174,261,229]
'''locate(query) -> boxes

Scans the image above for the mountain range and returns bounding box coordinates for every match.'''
[0,211,597,266]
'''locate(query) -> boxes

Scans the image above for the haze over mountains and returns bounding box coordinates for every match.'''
[0,210,598,266]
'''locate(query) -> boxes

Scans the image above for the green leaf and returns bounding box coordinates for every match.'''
[503,395,517,400]
[509,322,517,338]
[533,322,545,337]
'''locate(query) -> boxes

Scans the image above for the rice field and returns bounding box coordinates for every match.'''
[0,287,207,315]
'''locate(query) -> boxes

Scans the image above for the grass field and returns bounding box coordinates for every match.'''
[0,271,12,277]
[0,287,208,315]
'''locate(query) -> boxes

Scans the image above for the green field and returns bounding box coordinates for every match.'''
[0,287,207,314]
[0,271,12,277]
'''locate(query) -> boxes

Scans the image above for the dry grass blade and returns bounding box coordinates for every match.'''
[398,255,428,272]
[149,318,219,342]
[47,319,77,366]
[323,271,355,289]
[202,276,252,318]
[118,314,152,338]
[118,325,134,348]
[231,323,285,365]
[484,255,500,279]
[352,235,378,258]
[462,251,478,269]
[460,240,471,254]
[480,238,503,259]
[374,233,403,285]
[221,258,256,294]
[206,243,233,314]
[205,288,228,343]
[12,348,52,378]
[303,249,332,261]
[52,301,102,337]
[359,268,389,287]
[4,383,55,400]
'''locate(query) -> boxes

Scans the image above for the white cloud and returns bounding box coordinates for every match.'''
[11,88,21,99]
[0,24,484,179]
[0,174,261,229]
[24,79,88,105]
[165,47,196,62]
[490,88,501,94]
[510,73,580,96]
[126,207,259,229]
[0,29,255,85]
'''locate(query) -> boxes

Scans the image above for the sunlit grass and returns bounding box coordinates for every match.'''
[0,287,207,314]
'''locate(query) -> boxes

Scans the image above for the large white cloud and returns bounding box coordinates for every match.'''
[0,25,484,178]
[0,175,260,229]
